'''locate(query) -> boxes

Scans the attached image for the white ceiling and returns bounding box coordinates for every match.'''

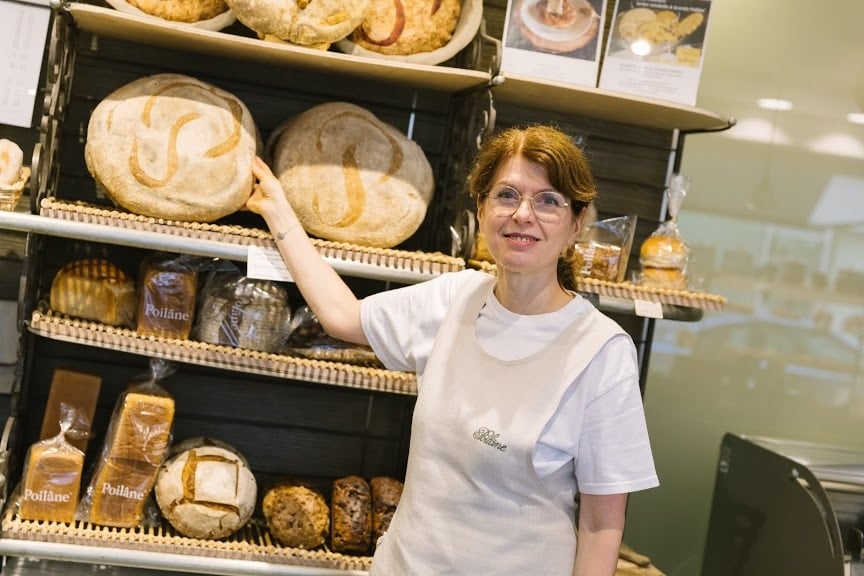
[680,0,864,228]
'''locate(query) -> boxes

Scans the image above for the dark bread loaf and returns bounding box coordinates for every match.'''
[331,475,372,554]
[370,476,403,545]
[263,482,330,550]
[136,254,200,340]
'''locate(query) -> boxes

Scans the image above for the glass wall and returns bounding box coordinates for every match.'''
[622,0,864,573]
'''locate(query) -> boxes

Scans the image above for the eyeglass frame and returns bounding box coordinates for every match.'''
[482,185,584,223]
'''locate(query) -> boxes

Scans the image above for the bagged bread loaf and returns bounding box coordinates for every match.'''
[50,258,137,327]
[263,481,330,549]
[285,305,383,367]
[194,263,292,353]
[136,253,208,340]
[79,359,176,528]
[17,405,87,523]
[638,174,691,289]
[155,437,257,540]
[269,101,434,248]
[85,73,258,223]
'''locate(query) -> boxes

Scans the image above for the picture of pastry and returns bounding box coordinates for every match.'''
[507,0,601,56]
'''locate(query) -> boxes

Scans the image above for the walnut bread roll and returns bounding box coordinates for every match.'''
[85,73,258,223]
[270,101,434,248]
[370,476,403,546]
[331,475,372,554]
[263,482,330,549]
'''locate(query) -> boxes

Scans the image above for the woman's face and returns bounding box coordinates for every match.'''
[477,155,581,277]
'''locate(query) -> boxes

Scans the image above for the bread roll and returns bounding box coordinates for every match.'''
[331,475,372,554]
[352,0,461,56]
[224,0,370,48]
[263,483,330,549]
[19,442,84,523]
[126,0,228,22]
[85,73,258,223]
[270,102,434,248]
[50,259,137,327]
[639,234,689,289]
[370,476,402,546]
[155,438,257,540]
[0,139,24,186]
[136,255,200,340]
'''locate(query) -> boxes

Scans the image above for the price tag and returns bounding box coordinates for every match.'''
[0,0,51,127]
[634,299,663,319]
[246,245,294,283]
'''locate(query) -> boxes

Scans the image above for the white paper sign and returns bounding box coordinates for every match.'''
[500,0,607,88]
[246,246,294,283]
[633,299,663,318]
[0,0,51,127]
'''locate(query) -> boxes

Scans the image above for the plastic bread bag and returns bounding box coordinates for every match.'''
[16,404,87,523]
[77,358,176,528]
[285,305,383,368]
[193,261,293,353]
[570,211,638,283]
[637,174,691,289]
[136,253,210,340]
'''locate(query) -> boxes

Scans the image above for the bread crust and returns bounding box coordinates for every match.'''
[126,0,229,22]
[352,0,462,56]
[224,0,370,46]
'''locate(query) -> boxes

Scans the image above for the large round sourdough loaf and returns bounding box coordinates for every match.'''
[269,101,434,248]
[125,0,228,22]
[85,73,258,223]
[224,0,369,48]
[351,0,462,56]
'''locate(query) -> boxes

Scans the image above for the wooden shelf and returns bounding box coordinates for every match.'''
[66,3,489,95]
[491,73,735,133]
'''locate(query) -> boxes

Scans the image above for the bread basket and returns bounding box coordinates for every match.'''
[0,166,30,212]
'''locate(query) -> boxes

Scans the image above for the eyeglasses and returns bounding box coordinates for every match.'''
[486,186,571,223]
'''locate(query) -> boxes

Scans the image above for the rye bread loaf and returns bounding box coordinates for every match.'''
[370,476,403,546]
[85,73,257,223]
[224,0,370,48]
[331,475,372,554]
[270,101,434,248]
[263,482,330,549]
[352,0,461,56]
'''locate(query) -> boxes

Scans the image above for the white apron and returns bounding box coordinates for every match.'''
[370,277,622,576]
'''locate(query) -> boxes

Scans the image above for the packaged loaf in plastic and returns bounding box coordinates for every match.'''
[17,405,88,523]
[638,174,691,289]
[78,358,176,528]
[285,305,383,367]
[136,253,209,340]
[571,212,638,283]
[194,262,292,353]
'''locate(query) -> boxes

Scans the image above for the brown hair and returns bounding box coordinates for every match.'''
[467,124,598,215]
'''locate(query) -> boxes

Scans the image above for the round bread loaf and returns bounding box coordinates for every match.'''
[126,0,229,22]
[85,73,258,223]
[331,475,372,554]
[194,273,292,353]
[0,139,24,186]
[639,234,689,289]
[263,483,330,549]
[155,438,257,540]
[352,0,461,56]
[270,102,434,248]
[224,0,370,48]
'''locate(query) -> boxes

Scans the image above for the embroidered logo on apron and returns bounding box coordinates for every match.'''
[473,427,507,452]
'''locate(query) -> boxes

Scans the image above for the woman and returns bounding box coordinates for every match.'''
[247,124,658,575]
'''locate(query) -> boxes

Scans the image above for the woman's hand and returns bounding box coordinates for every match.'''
[247,156,291,218]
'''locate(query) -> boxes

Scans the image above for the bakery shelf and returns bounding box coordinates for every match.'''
[491,73,735,133]
[64,3,489,95]
[27,310,418,396]
[0,203,465,284]
[0,511,369,576]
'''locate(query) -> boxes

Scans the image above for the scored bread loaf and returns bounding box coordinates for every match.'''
[352,0,461,56]
[155,438,257,540]
[126,0,228,22]
[370,476,403,546]
[50,259,137,327]
[19,442,84,523]
[331,475,372,554]
[263,482,330,549]
[269,101,434,248]
[85,73,258,223]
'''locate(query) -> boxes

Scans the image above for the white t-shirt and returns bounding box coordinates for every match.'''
[360,269,659,495]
